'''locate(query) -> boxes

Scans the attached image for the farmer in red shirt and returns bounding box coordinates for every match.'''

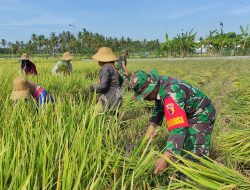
[19,53,38,75]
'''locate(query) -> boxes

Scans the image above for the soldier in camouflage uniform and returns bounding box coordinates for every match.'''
[129,69,216,175]
[115,50,129,86]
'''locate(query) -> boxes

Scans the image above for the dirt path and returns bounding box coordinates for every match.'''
[128,56,250,62]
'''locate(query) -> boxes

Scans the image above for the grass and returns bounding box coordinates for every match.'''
[0,58,249,189]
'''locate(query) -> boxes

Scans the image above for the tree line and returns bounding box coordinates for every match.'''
[0,28,161,58]
[161,25,250,57]
[0,25,250,58]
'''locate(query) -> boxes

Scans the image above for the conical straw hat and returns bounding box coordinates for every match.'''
[92,47,117,62]
[10,77,32,100]
[21,53,30,60]
[62,52,74,61]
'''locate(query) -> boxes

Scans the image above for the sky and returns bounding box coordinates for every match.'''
[0,0,250,42]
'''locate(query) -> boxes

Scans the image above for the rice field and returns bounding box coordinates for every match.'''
[0,58,249,189]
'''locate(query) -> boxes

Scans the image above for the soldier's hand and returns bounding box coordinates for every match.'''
[145,123,158,140]
[153,152,172,175]
[153,157,168,175]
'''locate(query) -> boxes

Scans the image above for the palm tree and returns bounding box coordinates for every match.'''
[49,32,58,57]
[37,35,46,54]
[59,31,74,52]
[31,34,38,53]
[1,39,7,48]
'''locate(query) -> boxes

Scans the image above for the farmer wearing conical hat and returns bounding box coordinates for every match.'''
[52,52,73,76]
[11,77,54,108]
[130,69,216,175]
[115,50,129,86]
[91,47,123,112]
[20,53,38,75]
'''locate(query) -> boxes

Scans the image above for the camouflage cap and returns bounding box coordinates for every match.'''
[129,69,159,101]
[122,49,128,55]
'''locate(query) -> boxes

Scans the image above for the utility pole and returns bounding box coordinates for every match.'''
[68,23,76,53]
[219,21,224,35]
[69,23,76,36]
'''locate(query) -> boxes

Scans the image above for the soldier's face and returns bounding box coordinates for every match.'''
[143,86,159,101]
[144,91,157,101]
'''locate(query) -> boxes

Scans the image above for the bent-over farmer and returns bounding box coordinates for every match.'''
[129,69,216,175]
[11,76,54,108]
[19,53,38,75]
[52,52,73,76]
[90,47,123,112]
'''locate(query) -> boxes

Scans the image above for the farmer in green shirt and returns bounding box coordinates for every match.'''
[115,50,129,85]
[52,52,73,76]
[129,69,216,175]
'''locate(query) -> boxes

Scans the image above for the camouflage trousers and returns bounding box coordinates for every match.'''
[164,121,215,160]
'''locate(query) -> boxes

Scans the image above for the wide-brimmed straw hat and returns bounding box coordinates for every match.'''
[62,52,74,61]
[129,69,159,101]
[11,77,33,101]
[21,53,30,60]
[92,47,117,62]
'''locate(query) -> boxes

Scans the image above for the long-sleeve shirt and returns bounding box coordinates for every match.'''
[92,63,123,111]
[149,76,216,155]
[115,55,127,72]
[150,76,216,129]
[52,60,72,76]
[20,60,38,75]
[33,86,54,108]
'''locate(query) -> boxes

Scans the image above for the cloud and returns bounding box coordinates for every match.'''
[230,6,250,15]
[0,16,76,27]
[166,4,222,20]
[0,1,39,14]
[0,5,27,12]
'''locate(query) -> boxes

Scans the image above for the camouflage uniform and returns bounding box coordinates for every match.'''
[130,70,216,159]
[115,55,129,85]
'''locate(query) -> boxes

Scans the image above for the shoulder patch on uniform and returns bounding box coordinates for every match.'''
[166,103,175,115]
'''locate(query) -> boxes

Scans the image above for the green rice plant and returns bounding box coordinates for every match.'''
[217,129,250,166]
[163,152,250,190]
[1,58,250,189]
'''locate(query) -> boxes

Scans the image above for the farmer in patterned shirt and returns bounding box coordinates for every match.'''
[115,50,129,85]
[11,76,54,108]
[52,52,73,76]
[91,47,123,112]
[129,69,216,175]
[19,53,38,75]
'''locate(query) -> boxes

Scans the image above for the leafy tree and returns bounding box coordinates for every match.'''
[49,32,59,57]
[1,39,7,48]
[239,24,250,54]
